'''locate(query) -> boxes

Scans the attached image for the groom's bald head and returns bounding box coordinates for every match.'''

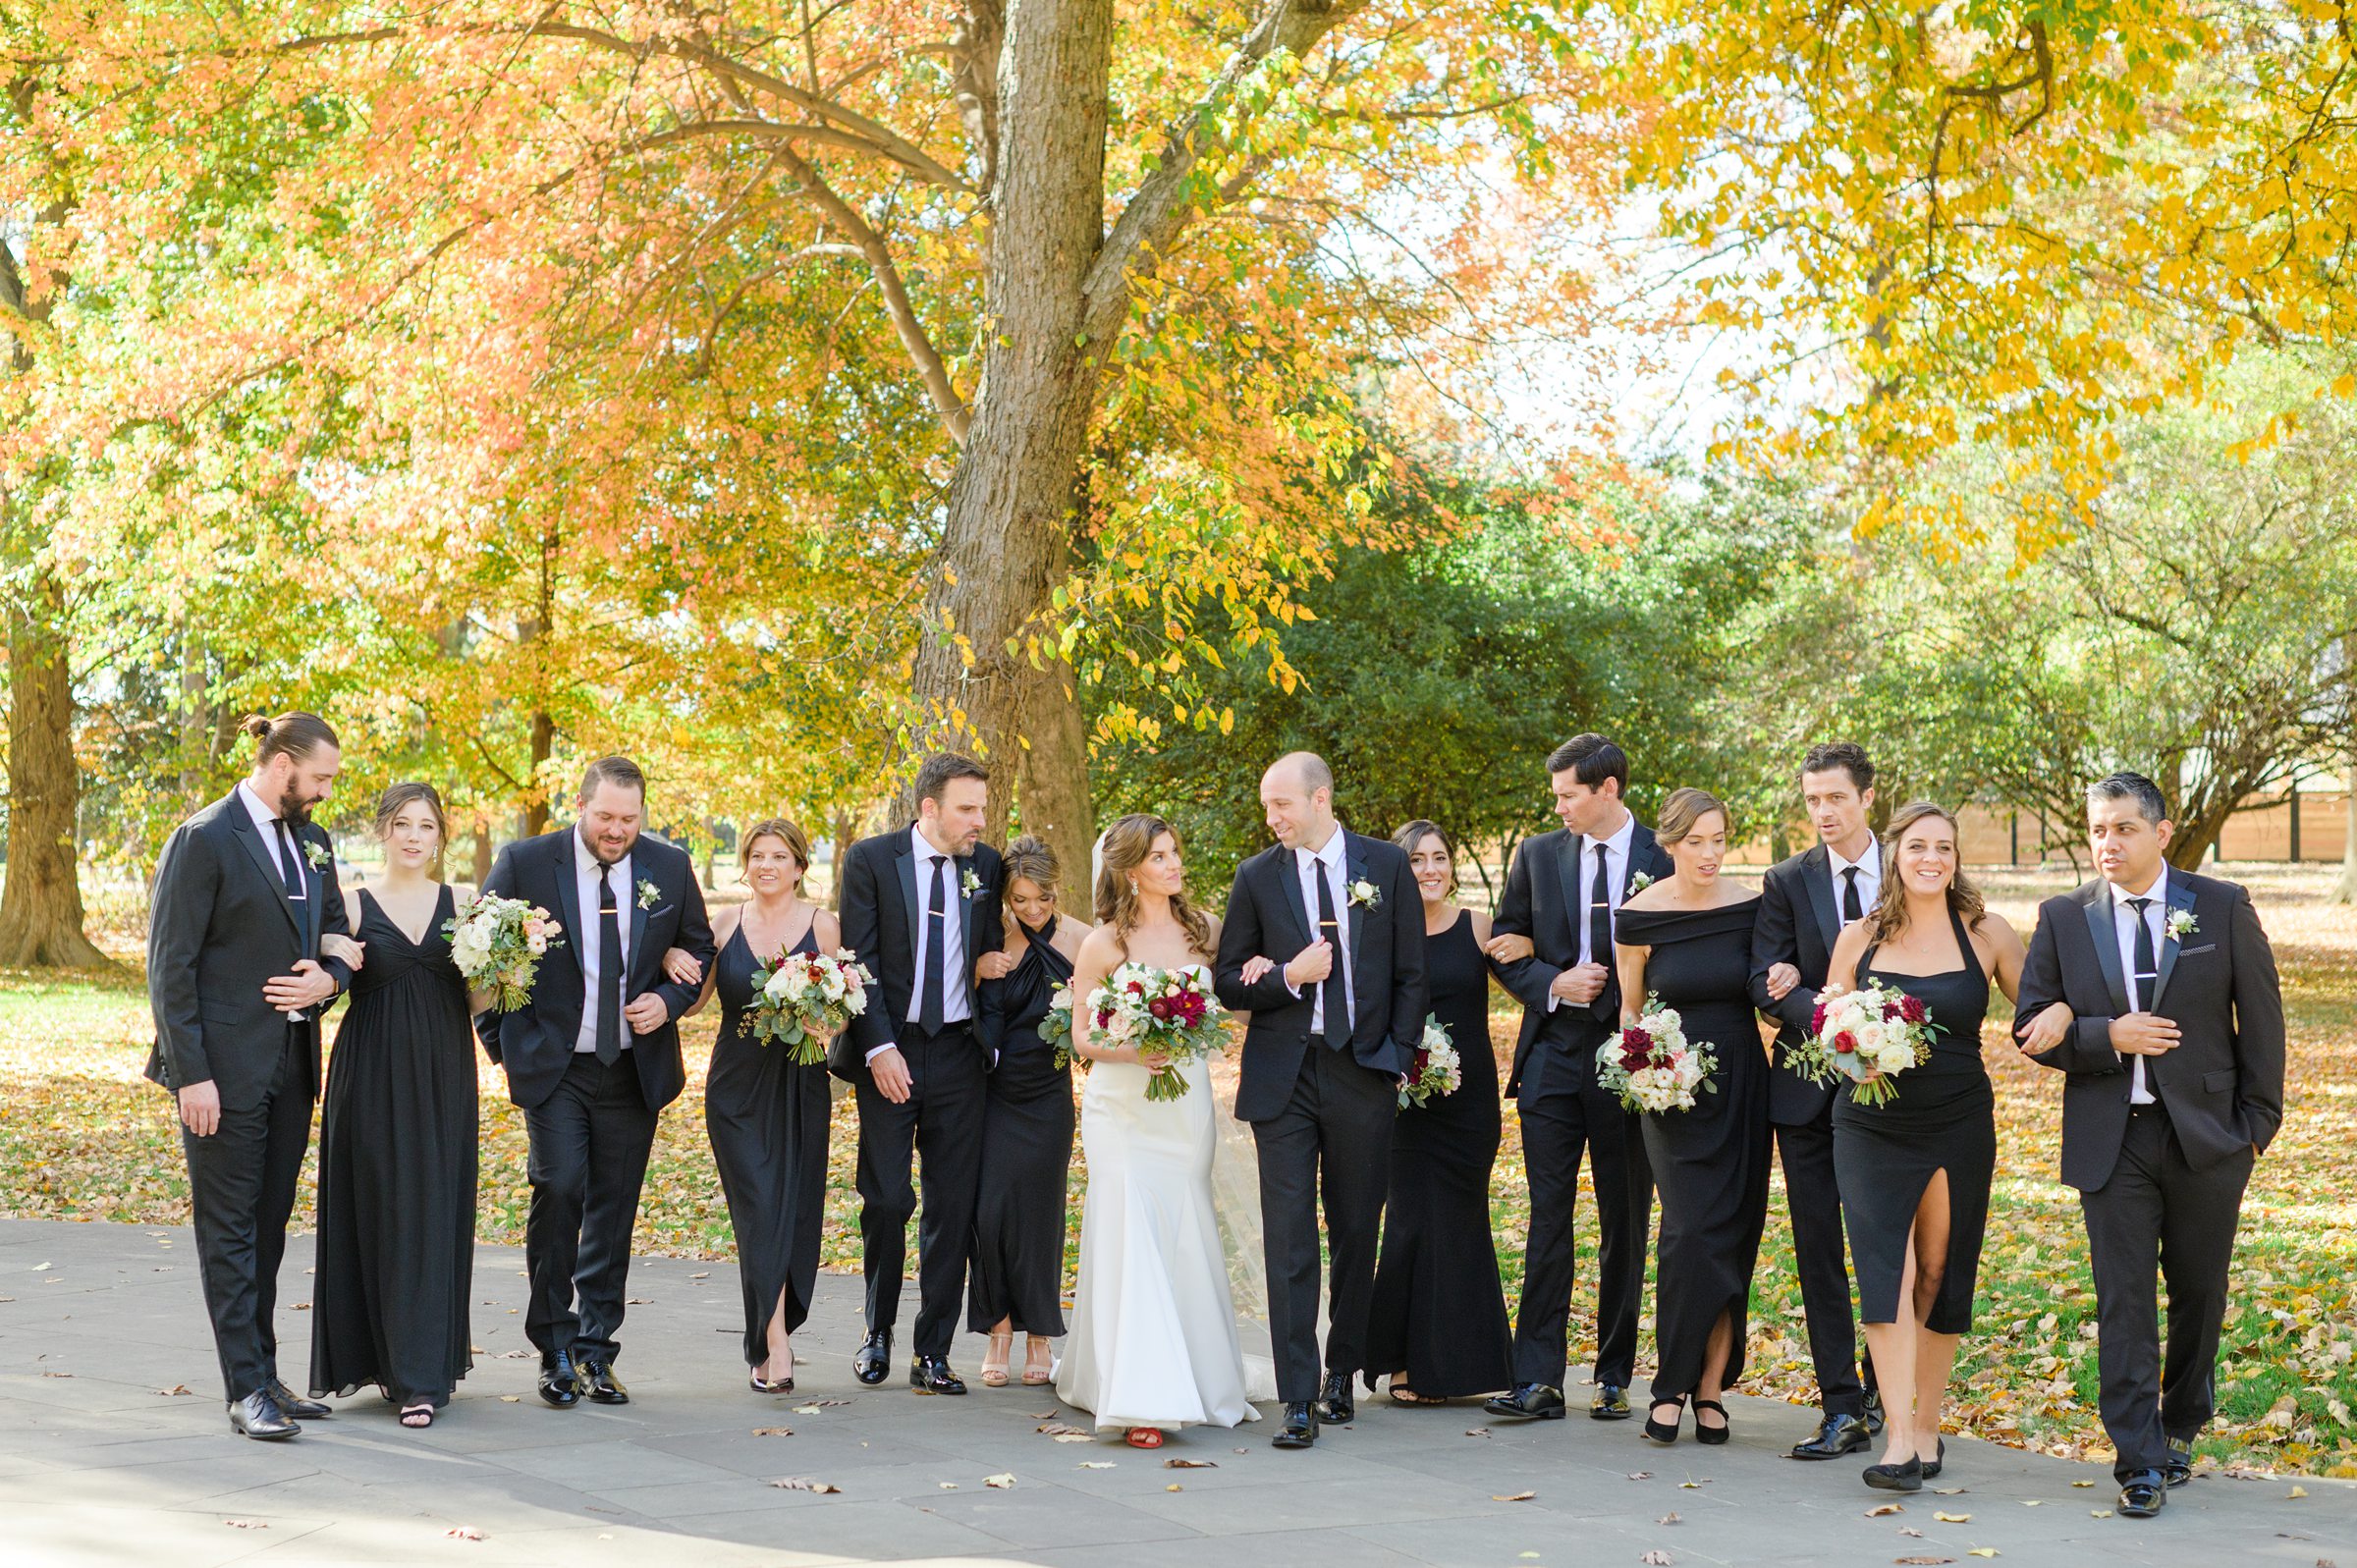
[1261,751,1337,850]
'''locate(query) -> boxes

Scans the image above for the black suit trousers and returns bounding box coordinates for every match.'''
[1253,1038,1398,1403]
[523,1054,658,1363]
[2082,1106,2252,1478]
[1512,1049,1651,1390]
[182,1027,312,1401]
[1774,1112,1870,1415]
[853,1022,986,1357]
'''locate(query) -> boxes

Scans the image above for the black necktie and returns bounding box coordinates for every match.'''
[2126,896,2158,1012]
[271,818,307,903]
[920,854,948,1035]
[1588,844,1615,1018]
[1841,866,1863,924]
[1313,860,1348,1046]
[595,866,624,1064]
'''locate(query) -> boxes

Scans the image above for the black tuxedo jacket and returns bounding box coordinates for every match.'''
[1492,822,1674,1100]
[145,792,357,1109]
[2016,871,2285,1191]
[830,829,1004,1081]
[477,828,714,1112]
[1747,844,1850,1126]
[1213,831,1427,1123]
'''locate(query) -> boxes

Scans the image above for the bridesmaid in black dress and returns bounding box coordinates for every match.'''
[309,783,479,1429]
[1826,801,2054,1490]
[1611,787,1770,1446]
[1364,819,1512,1404]
[685,817,840,1393]
[969,836,1090,1388]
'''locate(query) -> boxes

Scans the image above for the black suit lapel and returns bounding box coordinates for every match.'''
[2151,877,2197,1009]
[628,853,651,967]
[2078,883,2133,1016]
[1803,844,1840,951]
[1556,833,1585,952]
[225,801,301,939]
[894,835,922,957]
[1343,835,1375,996]
[1275,848,1312,947]
[552,833,585,975]
[958,851,981,967]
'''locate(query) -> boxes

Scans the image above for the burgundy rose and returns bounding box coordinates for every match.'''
[1810,1000,1829,1034]
[1898,994,1928,1025]
[1832,1030,1857,1055]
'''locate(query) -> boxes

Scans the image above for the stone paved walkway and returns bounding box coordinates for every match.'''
[2,1218,2350,1567]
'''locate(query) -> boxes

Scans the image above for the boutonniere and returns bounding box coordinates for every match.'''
[301,839,331,872]
[1628,871,1654,893]
[1346,878,1380,910]
[2165,908,2198,943]
[636,878,661,910]
[961,868,981,899]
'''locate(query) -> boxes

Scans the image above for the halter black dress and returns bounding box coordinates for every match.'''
[706,913,833,1365]
[968,915,1077,1336]
[1364,909,1513,1398]
[1615,898,1771,1403]
[1833,904,1996,1335]
[309,884,477,1407]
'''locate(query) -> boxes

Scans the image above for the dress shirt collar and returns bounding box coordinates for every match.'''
[1590,810,1635,861]
[1828,837,1881,880]
[2110,866,2166,908]
[1296,823,1345,872]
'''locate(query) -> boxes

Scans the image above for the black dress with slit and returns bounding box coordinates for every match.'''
[967,916,1077,1336]
[1833,904,1995,1335]
[309,884,477,1407]
[1364,909,1514,1398]
[1616,898,1771,1403]
[706,914,833,1365]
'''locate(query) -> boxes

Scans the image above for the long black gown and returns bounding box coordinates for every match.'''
[967,915,1076,1337]
[1617,898,1771,1404]
[309,885,477,1407]
[1364,908,1513,1398]
[707,914,833,1367]
[1834,904,1996,1335]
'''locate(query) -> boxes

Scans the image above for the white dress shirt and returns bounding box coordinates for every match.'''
[2110,868,2167,1105]
[902,823,972,1029]
[1289,825,1356,1036]
[237,781,296,882]
[1544,812,1636,1014]
[1828,837,1882,926]
[573,831,634,1054]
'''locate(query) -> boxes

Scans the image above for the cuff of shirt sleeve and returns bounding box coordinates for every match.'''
[865,1043,898,1062]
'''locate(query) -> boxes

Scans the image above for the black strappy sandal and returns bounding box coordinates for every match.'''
[1693,1398,1729,1445]
[399,1401,435,1429]
[1643,1394,1685,1444]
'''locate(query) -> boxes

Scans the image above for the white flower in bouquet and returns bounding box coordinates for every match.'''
[1596,995,1720,1114]
[748,947,876,1065]
[1087,962,1228,1103]
[1399,1014,1464,1108]
[1794,980,1936,1107]
[443,892,565,1012]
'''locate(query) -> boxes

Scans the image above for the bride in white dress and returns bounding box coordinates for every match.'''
[1056,813,1264,1447]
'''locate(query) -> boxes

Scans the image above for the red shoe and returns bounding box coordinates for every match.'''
[1125,1427,1165,1449]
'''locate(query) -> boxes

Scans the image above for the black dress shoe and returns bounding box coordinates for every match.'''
[1590,1382,1632,1420]
[1920,1436,1946,1478]
[910,1355,967,1395]
[1861,1382,1886,1436]
[1482,1383,1566,1421]
[537,1351,580,1408]
[2117,1467,2168,1517]
[1642,1395,1684,1444]
[228,1389,301,1440]
[576,1359,629,1405]
[1692,1397,1729,1446]
[853,1330,892,1386]
[1273,1401,1319,1448]
[1314,1370,1355,1426]
[1863,1456,1924,1491]
[269,1379,332,1421]
[2163,1436,2193,1487]
[1790,1412,1872,1460]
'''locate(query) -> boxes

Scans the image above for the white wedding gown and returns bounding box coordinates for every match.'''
[1056,965,1269,1432]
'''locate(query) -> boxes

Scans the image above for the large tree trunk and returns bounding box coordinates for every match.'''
[909,0,1113,891]
[0,568,110,968]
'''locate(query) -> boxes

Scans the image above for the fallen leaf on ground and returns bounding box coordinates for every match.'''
[1967,1552,1999,1560]
[751,1427,792,1437]
[770,1477,841,1493]
[937,1482,958,1490]
[689,1271,710,1279]
[40,1372,71,1379]
[445,1527,483,1541]
[1866,1503,1905,1517]
[1078,1461,1115,1469]
[1934,1512,1972,1523]
[1640,1553,1673,1567]
[2288,1486,2310,1498]
[222,1520,267,1530]
[1899,1528,1924,1538]
[2019,1499,2041,1506]
[1656,1512,1681,1525]
[1932,1487,1966,1495]
[1492,1491,1536,1502]
[1893,1558,1953,1566]
[498,1395,520,1403]
[2071,1480,2096,1487]
[983,1474,1015,1489]
[1029,1409,1060,1419]
[1626,1471,1653,1480]
[1164,1458,1216,1469]
[32,1262,50,1271]
[1465,1427,1493,1437]
[1166,1483,1182,1491]
[2090,1509,2112,1518]
[155,1384,191,1396]
[626,1298,652,1305]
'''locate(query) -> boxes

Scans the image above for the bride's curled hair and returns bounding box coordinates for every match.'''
[1094,812,1215,960]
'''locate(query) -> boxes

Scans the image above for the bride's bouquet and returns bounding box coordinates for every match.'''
[1398,1014,1463,1108]
[748,947,875,1065]
[1595,997,1719,1114]
[1087,963,1228,1103]
[445,892,566,1012]
[1039,983,1077,1069]
[1793,980,1934,1108]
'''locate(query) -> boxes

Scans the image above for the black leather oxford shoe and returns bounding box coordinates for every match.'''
[576,1359,629,1405]
[268,1379,332,1421]
[1273,1402,1318,1448]
[2164,1435,2194,1487]
[1790,1412,1871,1459]
[229,1388,300,1440]
[1314,1370,1354,1426]
[2117,1468,2168,1517]
[1482,1382,1566,1421]
[853,1329,892,1386]
[909,1355,967,1395]
[1590,1382,1632,1420]
[537,1351,579,1408]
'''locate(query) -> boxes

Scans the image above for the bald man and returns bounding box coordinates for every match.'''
[1214,752,1427,1449]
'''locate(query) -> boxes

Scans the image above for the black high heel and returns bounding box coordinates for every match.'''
[1864,1455,1924,1491]
[1692,1398,1729,1446]
[1920,1437,1946,1478]
[1643,1395,1685,1444]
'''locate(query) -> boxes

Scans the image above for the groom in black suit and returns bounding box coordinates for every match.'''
[146,712,359,1439]
[1748,740,1882,1457]
[478,755,714,1409]
[833,752,1004,1394]
[2017,772,2283,1520]
[1215,751,1425,1449]
[1481,733,1671,1424]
